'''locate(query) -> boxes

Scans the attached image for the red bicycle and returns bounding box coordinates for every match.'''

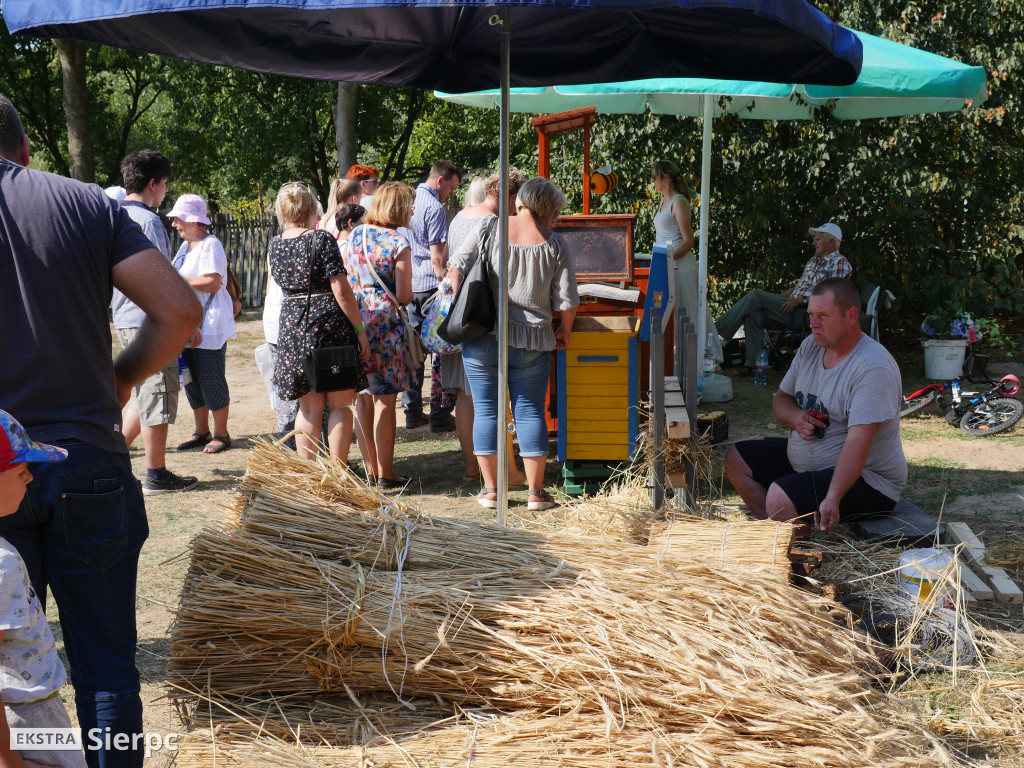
[901,329,1022,436]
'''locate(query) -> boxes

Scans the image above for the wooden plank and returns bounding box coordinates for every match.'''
[945,522,987,570]
[981,566,1024,605]
[664,392,686,407]
[667,406,690,439]
[957,558,994,601]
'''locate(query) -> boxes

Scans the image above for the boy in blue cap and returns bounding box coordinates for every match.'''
[0,410,87,768]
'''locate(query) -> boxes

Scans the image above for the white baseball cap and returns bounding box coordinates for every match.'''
[808,222,842,243]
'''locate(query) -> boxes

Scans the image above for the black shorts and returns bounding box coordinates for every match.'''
[734,438,897,523]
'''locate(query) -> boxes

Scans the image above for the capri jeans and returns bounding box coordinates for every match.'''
[462,334,550,457]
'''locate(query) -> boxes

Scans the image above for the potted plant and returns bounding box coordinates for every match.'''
[920,302,1002,379]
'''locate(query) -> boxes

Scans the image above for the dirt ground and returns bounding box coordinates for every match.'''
[44,314,1024,766]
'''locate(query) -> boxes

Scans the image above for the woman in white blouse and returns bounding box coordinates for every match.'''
[168,194,237,454]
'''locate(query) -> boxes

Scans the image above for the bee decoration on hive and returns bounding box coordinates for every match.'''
[589,165,618,195]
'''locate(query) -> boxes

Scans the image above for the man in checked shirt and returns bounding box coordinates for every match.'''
[716,222,852,375]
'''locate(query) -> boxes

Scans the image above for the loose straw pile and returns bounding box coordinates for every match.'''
[168,440,950,766]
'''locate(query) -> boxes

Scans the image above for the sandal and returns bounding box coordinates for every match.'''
[527,489,557,511]
[476,488,498,510]
[203,435,232,454]
[377,475,410,490]
[462,471,481,482]
[177,432,212,451]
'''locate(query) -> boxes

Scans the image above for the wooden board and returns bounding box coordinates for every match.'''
[945,522,987,570]
[957,557,995,601]
[981,566,1024,605]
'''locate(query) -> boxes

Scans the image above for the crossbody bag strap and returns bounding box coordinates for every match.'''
[361,225,405,310]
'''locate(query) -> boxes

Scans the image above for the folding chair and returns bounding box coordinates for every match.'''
[859,280,894,342]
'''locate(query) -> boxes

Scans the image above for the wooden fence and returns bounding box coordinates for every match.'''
[169,213,279,309]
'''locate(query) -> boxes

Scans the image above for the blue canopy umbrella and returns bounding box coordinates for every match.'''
[1,0,863,520]
[437,30,987,356]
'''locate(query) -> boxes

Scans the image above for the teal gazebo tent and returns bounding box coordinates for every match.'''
[437,30,987,353]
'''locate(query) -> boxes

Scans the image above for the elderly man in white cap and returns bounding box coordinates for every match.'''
[716,222,851,374]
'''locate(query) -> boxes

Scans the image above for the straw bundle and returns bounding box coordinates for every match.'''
[649,514,797,581]
[167,442,958,766]
[169,525,950,765]
[173,701,948,768]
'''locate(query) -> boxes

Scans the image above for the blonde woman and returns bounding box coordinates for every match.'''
[451,177,580,511]
[269,181,370,461]
[651,159,722,363]
[344,182,416,489]
[318,177,361,239]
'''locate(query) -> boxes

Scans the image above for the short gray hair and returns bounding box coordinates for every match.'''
[517,177,565,224]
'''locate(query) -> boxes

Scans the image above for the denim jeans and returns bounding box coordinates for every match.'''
[462,334,551,457]
[0,440,148,768]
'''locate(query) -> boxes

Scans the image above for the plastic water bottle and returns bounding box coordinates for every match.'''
[702,333,716,379]
[754,344,769,388]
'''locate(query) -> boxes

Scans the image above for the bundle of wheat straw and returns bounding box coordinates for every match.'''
[169,523,947,765]
[173,701,949,768]
[168,441,962,765]
[649,514,797,580]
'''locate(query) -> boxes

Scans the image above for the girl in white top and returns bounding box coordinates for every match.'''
[651,159,722,363]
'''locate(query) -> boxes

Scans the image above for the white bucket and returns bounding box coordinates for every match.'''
[899,548,956,608]
[922,339,968,380]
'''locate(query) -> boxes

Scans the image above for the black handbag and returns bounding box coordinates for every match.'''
[438,219,497,344]
[297,232,360,393]
[303,341,360,393]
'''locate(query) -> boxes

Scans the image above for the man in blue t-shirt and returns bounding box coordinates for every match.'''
[111,149,203,496]
[404,159,464,432]
[0,93,201,768]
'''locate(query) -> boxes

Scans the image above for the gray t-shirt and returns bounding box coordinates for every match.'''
[780,333,907,501]
[111,200,172,329]
[0,539,65,704]
[0,158,154,452]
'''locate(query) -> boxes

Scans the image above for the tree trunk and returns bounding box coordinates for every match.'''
[55,39,94,182]
[334,82,359,176]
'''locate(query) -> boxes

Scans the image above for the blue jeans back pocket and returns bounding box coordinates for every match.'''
[62,478,128,572]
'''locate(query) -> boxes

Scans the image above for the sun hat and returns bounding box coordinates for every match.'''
[166,193,211,225]
[0,410,68,473]
[808,222,842,243]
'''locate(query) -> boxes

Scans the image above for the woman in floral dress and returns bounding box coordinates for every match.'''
[270,182,369,462]
[344,182,416,488]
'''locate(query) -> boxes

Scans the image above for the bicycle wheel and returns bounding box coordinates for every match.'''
[960,398,1024,436]
[900,389,939,418]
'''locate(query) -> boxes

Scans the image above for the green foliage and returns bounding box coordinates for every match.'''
[3,0,1024,333]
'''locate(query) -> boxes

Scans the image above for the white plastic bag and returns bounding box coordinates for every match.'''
[254,342,278,410]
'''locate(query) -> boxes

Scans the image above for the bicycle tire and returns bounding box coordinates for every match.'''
[900,389,939,418]
[960,398,1024,436]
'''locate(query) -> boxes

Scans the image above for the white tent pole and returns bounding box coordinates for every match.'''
[697,95,713,360]
[496,8,510,525]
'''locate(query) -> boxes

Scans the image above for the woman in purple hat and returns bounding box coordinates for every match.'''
[168,194,237,454]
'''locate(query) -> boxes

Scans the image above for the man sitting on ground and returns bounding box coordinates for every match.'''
[717,222,851,374]
[724,277,907,535]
